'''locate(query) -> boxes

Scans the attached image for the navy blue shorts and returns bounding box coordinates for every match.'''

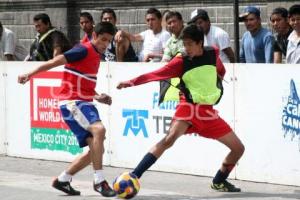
[60,101,101,148]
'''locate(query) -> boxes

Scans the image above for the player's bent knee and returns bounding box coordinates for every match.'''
[234,143,245,157]
[239,144,245,155]
[96,126,106,137]
[89,124,106,140]
[90,123,106,133]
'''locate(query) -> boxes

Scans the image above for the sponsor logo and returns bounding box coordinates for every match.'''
[152,92,177,110]
[30,71,82,155]
[122,109,149,137]
[282,79,300,151]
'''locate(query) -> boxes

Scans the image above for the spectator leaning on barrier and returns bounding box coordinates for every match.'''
[28,13,71,61]
[286,4,300,64]
[239,6,274,63]
[116,8,170,62]
[0,21,28,61]
[80,12,94,43]
[270,7,293,63]
[100,8,138,62]
[162,11,185,62]
[188,9,235,63]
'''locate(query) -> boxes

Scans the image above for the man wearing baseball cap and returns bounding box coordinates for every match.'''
[239,6,261,21]
[188,9,235,63]
[239,6,274,63]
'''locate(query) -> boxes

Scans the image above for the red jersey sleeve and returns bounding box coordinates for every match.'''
[213,46,226,78]
[130,55,184,86]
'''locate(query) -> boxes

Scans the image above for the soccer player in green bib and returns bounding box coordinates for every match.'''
[117,24,244,193]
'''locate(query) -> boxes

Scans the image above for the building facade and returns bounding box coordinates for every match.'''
[0,0,298,53]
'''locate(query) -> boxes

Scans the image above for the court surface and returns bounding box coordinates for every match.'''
[0,155,299,200]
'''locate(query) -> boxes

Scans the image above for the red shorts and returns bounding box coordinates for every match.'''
[173,102,232,139]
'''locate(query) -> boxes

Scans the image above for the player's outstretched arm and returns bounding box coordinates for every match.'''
[117,56,183,90]
[18,54,67,84]
[116,81,134,89]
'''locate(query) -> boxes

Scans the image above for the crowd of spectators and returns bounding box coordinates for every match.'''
[0,5,299,64]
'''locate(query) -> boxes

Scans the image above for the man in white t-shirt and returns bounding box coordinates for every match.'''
[116,8,170,62]
[286,4,300,64]
[0,21,28,61]
[188,9,235,63]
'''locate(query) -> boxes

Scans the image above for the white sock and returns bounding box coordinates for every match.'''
[94,170,105,184]
[58,170,72,182]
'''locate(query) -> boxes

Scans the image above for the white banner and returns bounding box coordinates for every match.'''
[235,64,300,186]
[1,61,300,186]
[0,62,7,154]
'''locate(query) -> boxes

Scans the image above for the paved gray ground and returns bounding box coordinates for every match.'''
[0,155,299,200]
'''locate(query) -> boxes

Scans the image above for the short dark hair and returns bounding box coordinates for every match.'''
[271,7,288,19]
[146,8,162,19]
[101,8,117,21]
[289,4,300,16]
[94,22,116,36]
[165,11,183,21]
[180,24,204,44]
[80,12,94,22]
[33,13,52,27]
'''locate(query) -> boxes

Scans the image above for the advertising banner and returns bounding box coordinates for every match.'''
[30,71,82,155]
[2,62,300,186]
[235,64,300,186]
[5,65,84,161]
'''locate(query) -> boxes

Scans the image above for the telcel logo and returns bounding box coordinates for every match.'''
[122,109,149,137]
